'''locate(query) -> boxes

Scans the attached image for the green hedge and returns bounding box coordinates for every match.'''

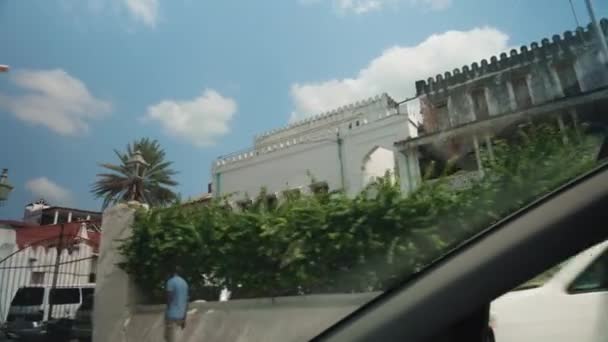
[118,124,599,302]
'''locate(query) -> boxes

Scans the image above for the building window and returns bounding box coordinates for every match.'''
[471,88,489,120]
[555,63,581,97]
[30,272,45,285]
[40,213,55,225]
[310,181,329,194]
[512,77,532,109]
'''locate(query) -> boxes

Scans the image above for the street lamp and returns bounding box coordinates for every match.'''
[126,150,149,201]
[0,169,14,205]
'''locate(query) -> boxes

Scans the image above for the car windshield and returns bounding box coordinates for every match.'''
[1,1,608,340]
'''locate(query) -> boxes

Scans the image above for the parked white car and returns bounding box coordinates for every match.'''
[490,240,608,342]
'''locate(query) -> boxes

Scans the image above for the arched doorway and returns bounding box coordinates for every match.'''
[361,146,396,187]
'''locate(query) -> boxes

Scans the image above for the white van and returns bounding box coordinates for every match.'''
[6,284,95,324]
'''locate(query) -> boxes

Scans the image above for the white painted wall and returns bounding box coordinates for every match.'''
[341,114,410,196]
[254,94,395,148]
[217,140,342,199]
[213,111,412,200]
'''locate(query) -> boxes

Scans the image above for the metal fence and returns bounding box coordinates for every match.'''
[0,222,99,322]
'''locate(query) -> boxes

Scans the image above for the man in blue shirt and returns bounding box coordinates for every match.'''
[165,266,189,342]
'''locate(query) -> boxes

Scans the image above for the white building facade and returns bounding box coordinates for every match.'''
[212,94,421,201]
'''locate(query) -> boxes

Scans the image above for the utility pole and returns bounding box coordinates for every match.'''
[336,131,346,191]
[48,223,65,320]
[585,0,608,63]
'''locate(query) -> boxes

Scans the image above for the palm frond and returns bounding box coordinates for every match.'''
[91,138,178,209]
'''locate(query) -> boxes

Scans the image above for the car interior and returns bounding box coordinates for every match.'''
[312,135,608,341]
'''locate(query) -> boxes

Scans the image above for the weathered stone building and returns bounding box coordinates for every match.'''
[395,20,608,192]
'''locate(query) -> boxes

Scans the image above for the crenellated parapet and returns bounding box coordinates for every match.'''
[415,19,608,96]
[214,93,402,171]
[254,93,397,146]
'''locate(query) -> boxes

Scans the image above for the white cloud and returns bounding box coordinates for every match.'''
[26,177,74,206]
[124,0,159,27]
[0,69,111,135]
[144,89,237,147]
[299,0,451,14]
[411,0,452,10]
[337,0,384,14]
[290,27,509,120]
[60,0,159,27]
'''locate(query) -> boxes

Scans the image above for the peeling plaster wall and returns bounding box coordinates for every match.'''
[416,21,608,134]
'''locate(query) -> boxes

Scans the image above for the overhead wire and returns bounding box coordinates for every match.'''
[569,0,581,27]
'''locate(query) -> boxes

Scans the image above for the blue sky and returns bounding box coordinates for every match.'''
[0,0,606,219]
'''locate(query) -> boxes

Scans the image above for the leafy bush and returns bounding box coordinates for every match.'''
[118,124,599,302]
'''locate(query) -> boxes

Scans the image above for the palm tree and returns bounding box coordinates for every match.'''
[92,138,178,209]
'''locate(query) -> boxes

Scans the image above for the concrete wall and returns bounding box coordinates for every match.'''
[125,293,379,342]
[93,203,143,342]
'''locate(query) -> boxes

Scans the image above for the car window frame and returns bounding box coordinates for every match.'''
[567,247,608,295]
